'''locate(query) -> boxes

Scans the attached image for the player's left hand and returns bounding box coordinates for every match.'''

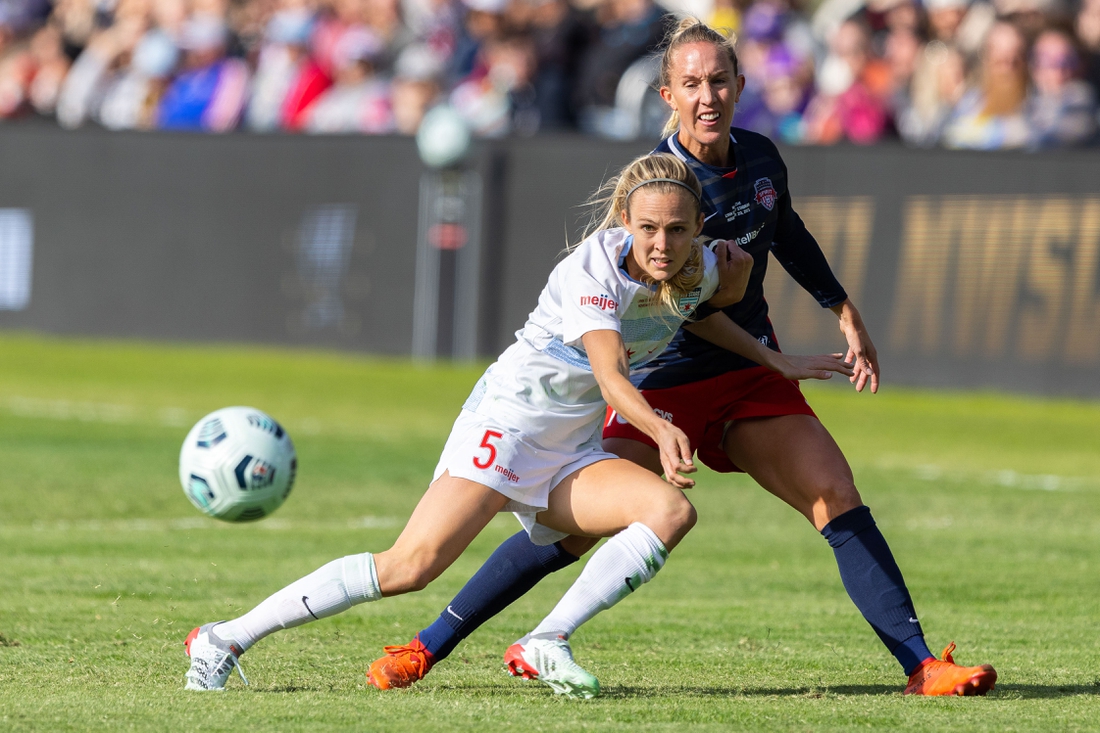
[769,353,854,381]
[709,240,753,307]
[832,299,879,393]
[653,421,697,489]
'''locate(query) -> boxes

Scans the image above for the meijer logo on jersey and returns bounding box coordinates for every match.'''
[580,294,619,311]
[494,464,520,483]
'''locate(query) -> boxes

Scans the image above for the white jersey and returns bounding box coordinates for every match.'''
[434,227,719,535]
[522,228,719,377]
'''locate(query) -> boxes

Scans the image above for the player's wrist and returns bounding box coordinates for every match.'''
[833,299,864,328]
[645,415,675,440]
[757,346,783,373]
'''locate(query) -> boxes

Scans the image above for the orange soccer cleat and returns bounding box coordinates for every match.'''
[367,638,435,690]
[903,642,997,696]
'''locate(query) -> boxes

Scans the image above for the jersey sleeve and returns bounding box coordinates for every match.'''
[558,250,624,348]
[689,243,724,320]
[698,245,720,301]
[769,162,849,309]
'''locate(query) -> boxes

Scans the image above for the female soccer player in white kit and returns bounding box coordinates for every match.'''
[182,153,850,694]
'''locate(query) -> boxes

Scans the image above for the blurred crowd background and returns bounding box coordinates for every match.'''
[0,0,1097,148]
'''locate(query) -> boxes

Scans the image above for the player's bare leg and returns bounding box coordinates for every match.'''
[723,414,995,693]
[720,414,860,530]
[601,437,664,476]
[373,473,510,595]
[537,458,696,550]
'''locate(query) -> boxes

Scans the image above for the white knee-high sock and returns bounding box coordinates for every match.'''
[216,552,381,652]
[530,522,668,639]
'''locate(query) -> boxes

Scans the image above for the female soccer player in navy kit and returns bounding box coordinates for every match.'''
[183,153,850,694]
[368,18,997,698]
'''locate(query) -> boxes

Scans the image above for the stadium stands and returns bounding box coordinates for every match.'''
[0,0,1095,147]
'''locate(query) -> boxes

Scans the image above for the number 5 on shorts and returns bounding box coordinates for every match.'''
[473,429,503,469]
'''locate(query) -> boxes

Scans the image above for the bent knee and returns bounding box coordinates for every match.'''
[641,492,696,549]
[672,496,698,533]
[814,478,861,509]
[808,479,862,529]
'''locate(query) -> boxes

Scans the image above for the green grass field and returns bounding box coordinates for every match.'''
[1,331,1099,731]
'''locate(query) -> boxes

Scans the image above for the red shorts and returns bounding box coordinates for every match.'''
[602,366,816,473]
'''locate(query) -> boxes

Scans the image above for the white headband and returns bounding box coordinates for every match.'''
[625,177,700,202]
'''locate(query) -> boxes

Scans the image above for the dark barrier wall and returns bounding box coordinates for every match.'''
[1,126,1099,396]
[488,138,1100,396]
[0,127,423,354]
[767,146,1100,396]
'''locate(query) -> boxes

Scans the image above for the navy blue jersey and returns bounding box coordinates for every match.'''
[631,128,848,389]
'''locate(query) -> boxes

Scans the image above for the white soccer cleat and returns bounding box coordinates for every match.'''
[503,634,600,699]
[184,622,248,691]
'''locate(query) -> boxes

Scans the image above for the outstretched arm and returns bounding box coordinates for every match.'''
[582,329,697,489]
[684,312,854,381]
[768,179,877,390]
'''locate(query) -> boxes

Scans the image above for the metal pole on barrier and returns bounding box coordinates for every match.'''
[451,171,482,361]
[412,106,480,364]
[412,172,441,363]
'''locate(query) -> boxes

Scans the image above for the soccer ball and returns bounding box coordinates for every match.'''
[416,105,471,169]
[179,407,297,522]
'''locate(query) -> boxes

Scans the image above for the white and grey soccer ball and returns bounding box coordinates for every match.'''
[416,104,471,169]
[179,407,297,522]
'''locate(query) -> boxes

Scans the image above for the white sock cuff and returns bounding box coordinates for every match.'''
[341,552,382,604]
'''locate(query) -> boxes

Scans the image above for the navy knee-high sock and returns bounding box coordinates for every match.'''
[416,531,580,662]
[821,506,933,675]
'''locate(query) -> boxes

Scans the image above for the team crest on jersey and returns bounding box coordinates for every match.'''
[754,178,777,211]
[677,287,703,316]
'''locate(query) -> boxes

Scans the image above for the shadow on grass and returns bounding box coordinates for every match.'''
[600,685,898,699]
[601,683,1100,699]
[991,684,1100,699]
[246,681,1100,700]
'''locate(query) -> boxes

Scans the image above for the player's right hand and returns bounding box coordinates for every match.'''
[708,240,754,308]
[771,353,854,382]
[653,422,696,489]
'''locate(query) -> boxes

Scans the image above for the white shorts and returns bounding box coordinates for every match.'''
[432,408,617,545]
